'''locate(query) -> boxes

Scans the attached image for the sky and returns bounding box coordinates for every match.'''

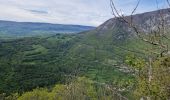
[0,0,168,26]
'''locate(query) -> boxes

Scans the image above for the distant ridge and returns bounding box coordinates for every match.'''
[0,20,95,28]
[0,20,95,38]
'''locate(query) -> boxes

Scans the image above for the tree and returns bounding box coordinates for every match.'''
[110,0,170,99]
[18,77,120,100]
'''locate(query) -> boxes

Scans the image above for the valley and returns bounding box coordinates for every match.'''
[0,8,170,100]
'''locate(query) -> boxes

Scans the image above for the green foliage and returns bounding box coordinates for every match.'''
[18,88,50,100]
[0,33,134,96]
[0,34,76,94]
[18,77,122,100]
[0,93,19,100]
[1,25,160,100]
[125,54,146,71]
[126,55,170,99]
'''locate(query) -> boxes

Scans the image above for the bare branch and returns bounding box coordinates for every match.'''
[167,0,170,7]
[110,0,169,56]
[131,0,141,15]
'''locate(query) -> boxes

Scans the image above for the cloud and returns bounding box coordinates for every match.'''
[0,0,112,26]
[0,0,167,26]
[25,9,48,14]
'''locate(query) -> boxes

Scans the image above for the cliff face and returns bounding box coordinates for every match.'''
[96,8,170,38]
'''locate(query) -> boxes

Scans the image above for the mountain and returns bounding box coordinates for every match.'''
[97,8,170,32]
[0,20,95,38]
[66,8,170,82]
[74,8,170,60]
[0,8,170,98]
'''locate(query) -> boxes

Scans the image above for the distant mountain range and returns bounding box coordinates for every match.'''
[0,20,95,38]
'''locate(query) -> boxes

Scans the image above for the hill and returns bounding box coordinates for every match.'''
[0,20,95,38]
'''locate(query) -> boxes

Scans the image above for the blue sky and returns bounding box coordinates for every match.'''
[0,0,168,26]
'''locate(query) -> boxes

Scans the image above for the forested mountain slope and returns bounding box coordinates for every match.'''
[0,8,170,99]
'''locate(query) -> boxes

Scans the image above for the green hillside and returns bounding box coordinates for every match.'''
[0,28,170,99]
[0,27,158,92]
[0,8,170,100]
